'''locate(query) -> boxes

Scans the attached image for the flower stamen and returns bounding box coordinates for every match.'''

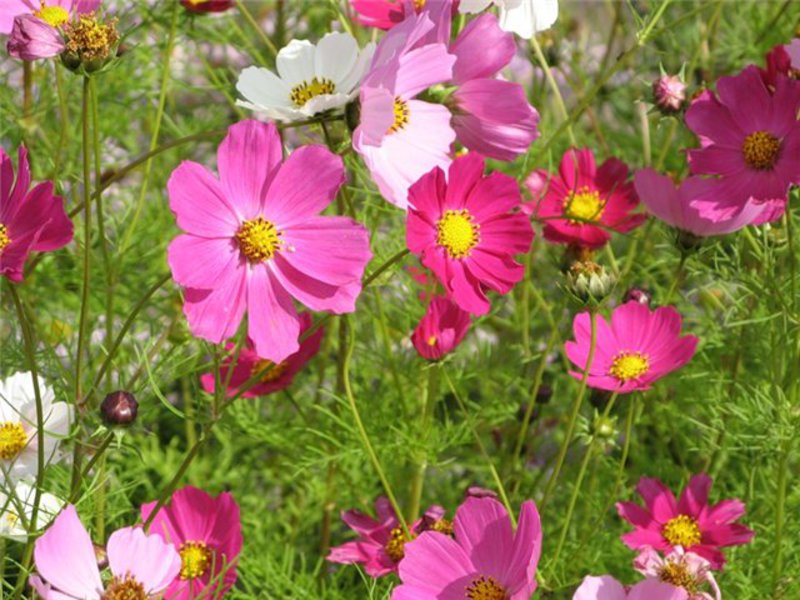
[104,575,147,600]
[436,209,479,259]
[608,351,650,382]
[0,224,11,255]
[290,77,336,107]
[34,4,69,27]
[564,186,605,223]
[388,98,410,134]
[252,359,290,384]
[179,540,213,580]
[662,514,702,548]
[741,131,781,170]
[384,527,412,563]
[236,217,282,262]
[465,575,509,600]
[0,422,27,460]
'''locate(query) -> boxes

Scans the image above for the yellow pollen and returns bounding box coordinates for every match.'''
[436,209,479,259]
[253,359,291,384]
[103,575,147,600]
[64,13,119,62]
[426,335,438,347]
[428,518,453,536]
[413,0,426,10]
[34,4,69,27]
[388,98,410,134]
[179,540,213,580]
[741,130,781,170]
[385,527,413,563]
[0,422,27,460]
[565,186,605,223]
[608,351,650,382]
[662,514,702,548]
[0,224,11,254]
[466,575,509,600]
[290,77,336,107]
[236,217,282,262]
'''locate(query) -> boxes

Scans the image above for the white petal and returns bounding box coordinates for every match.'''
[302,93,352,115]
[276,39,316,86]
[499,0,558,38]
[236,66,294,111]
[459,0,494,13]
[314,32,359,86]
[337,42,376,95]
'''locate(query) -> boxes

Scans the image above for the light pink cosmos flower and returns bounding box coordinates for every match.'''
[327,496,450,578]
[352,9,456,209]
[30,505,180,599]
[0,0,99,35]
[392,496,542,600]
[411,296,471,360]
[634,547,721,600]
[617,473,754,570]
[564,301,698,394]
[200,312,324,398]
[685,65,800,222]
[633,168,784,237]
[531,148,645,249]
[406,152,534,315]
[1,146,73,282]
[167,120,371,364]
[573,575,689,600]
[141,486,243,600]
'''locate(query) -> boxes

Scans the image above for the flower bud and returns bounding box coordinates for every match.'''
[465,486,498,500]
[652,74,686,114]
[94,544,108,570]
[566,260,616,306]
[623,287,652,306]
[61,13,120,74]
[100,390,138,426]
[181,0,234,13]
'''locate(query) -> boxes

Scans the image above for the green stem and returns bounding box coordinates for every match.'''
[406,364,440,523]
[22,62,32,118]
[530,35,575,146]
[235,0,279,57]
[772,441,790,590]
[664,252,688,304]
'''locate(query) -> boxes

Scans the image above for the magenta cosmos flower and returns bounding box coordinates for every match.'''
[327,496,450,578]
[30,505,180,599]
[406,152,534,315]
[1,146,73,283]
[1,0,99,34]
[141,486,243,600]
[634,548,720,600]
[532,148,645,249]
[685,65,800,222]
[181,0,234,13]
[392,496,542,600]
[565,301,698,394]
[352,10,456,209]
[617,473,754,570]
[411,296,471,360]
[200,312,324,398]
[573,575,689,600]
[167,120,371,364]
[350,0,426,29]
[759,39,800,90]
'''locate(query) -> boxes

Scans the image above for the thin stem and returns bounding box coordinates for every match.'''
[665,252,688,304]
[530,35,575,146]
[406,364,440,523]
[235,0,279,57]
[22,62,32,117]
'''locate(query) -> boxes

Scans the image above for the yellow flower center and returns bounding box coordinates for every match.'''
[427,517,453,536]
[179,540,213,580]
[0,224,11,255]
[388,98,410,134]
[65,13,119,62]
[290,77,336,107]
[34,4,69,27]
[741,130,781,170]
[608,351,650,382]
[0,422,27,460]
[426,335,438,346]
[104,575,147,600]
[413,0,427,10]
[436,209,480,259]
[384,527,413,563]
[466,575,509,600]
[252,359,291,384]
[236,217,282,263]
[662,514,702,548]
[658,561,699,593]
[564,186,605,223]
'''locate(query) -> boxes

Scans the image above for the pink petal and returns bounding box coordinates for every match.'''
[107,527,181,594]
[394,43,455,99]
[636,477,678,524]
[677,473,712,518]
[246,266,300,363]
[628,579,688,600]
[701,523,754,547]
[397,531,474,594]
[703,499,746,525]
[168,161,240,238]
[453,497,512,581]
[451,13,514,83]
[168,235,240,290]
[616,501,657,530]
[182,263,248,344]
[572,575,627,600]
[506,500,541,596]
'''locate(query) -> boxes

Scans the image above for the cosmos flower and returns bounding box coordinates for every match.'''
[634,547,721,600]
[0,0,99,35]
[411,296,471,360]
[0,480,63,542]
[392,496,542,599]
[167,120,371,364]
[349,0,427,30]
[564,301,698,394]
[652,74,686,114]
[30,505,180,599]
[236,32,375,123]
[406,153,534,315]
[459,0,559,39]
[180,0,234,13]
[532,148,645,249]
[685,65,800,222]
[573,575,689,600]
[617,473,754,569]
[141,486,243,600]
[1,146,73,283]
[759,39,800,90]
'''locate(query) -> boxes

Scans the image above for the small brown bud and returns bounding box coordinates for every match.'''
[100,390,138,426]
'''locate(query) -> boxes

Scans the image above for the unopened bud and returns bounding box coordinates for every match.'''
[652,74,686,114]
[100,390,138,426]
[566,260,616,306]
[624,287,652,306]
[465,486,498,500]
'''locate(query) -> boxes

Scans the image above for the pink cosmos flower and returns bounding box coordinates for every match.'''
[759,39,800,90]
[633,168,784,236]
[0,0,99,35]
[573,575,689,600]
[634,547,720,600]
[406,152,534,315]
[350,0,421,30]
[532,148,645,249]
[141,486,243,600]
[352,10,456,209]
[565,301,698,394]
[327,496,450,578]
[7,14,65,60]
[30,505,180,599]
[617,473,754,569]
[167,120,371,364]
[392,496,542,600]
[200,312,324,398]
[1,146,73,283]
[411,296,471,360]
[685,65,800,222]
[180,0,234,13]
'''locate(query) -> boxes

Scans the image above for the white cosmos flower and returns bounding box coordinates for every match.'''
[459,0,558,38]
[0,480,64,542]
[0,372,73,483]
[236,32,375,122]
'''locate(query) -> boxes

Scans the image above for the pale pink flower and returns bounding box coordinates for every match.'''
[573,575,689,600]
[634,547,720,600]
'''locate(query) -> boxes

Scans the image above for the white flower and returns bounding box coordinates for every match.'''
[0,372,73,482]
[236,32,375,122]
[0,480,64,542]
[459,0,559,38]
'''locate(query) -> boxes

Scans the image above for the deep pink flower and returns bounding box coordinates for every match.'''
[573,575,688,600]
[1,146,73,283]
[634,547,720,600]
[565,301,698,394]
[411,296,471,360]
[200,312,324,398]
[685,65,800,222]
[532,148,645,249]
[634,168,783,236]
[759,40,800,90]
[181,0,234,13]
[616,473,755,569]
[327,496,449,578]
[652,74,686,114]
[406,153,533,315]
[392,496,542,600]
[30,505,180,599]
[141,486,243,600]
[350,0,417,29]
[0,0,99,35]
[7,14,65,60]
[167,120,371,364]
